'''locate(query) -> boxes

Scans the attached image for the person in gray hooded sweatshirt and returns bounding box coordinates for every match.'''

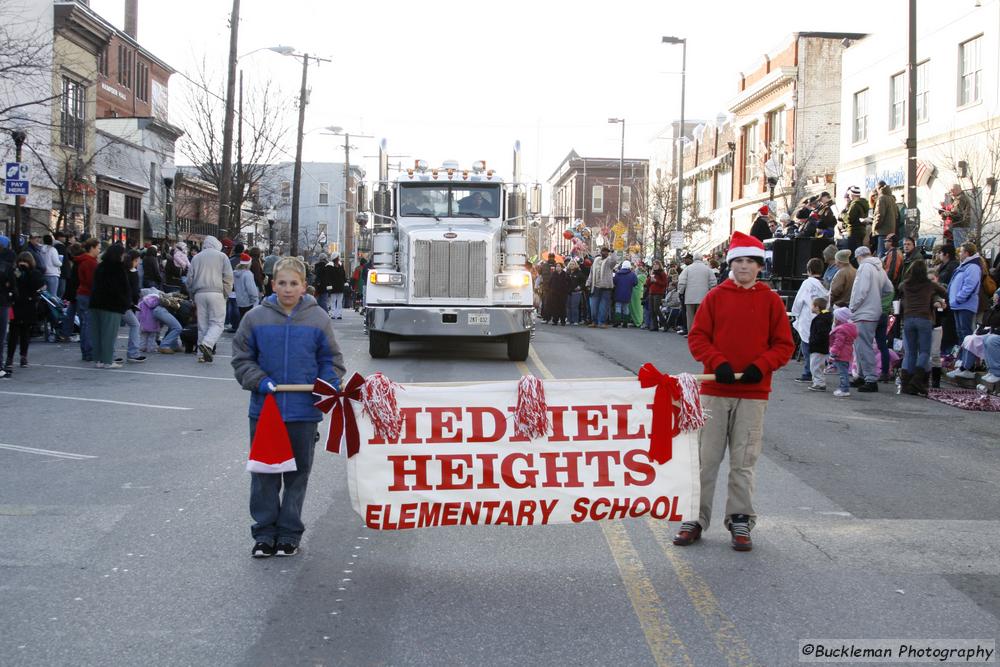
[848,245,894,391]
[186,235,233,362]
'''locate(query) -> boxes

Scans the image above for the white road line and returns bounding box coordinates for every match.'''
[0,390,191,410]
[37,364,234,382]
[0,442,97,460]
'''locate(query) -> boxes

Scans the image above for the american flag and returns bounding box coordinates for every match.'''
[915,159,935,187]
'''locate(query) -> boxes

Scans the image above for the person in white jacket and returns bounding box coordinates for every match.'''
[187,235,234,363]
[40,235,62,296]
[790,257,829,382]
[848,245,894,391]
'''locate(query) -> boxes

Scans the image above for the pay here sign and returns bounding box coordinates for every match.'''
[347,379,700,530]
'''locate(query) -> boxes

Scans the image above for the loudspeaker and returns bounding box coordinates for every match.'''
[768,238,794,277]
[793,237,834,276]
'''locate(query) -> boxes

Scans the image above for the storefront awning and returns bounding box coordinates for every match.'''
[144,211,166,238]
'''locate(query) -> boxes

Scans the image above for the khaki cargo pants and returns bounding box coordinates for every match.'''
[697,395,768,531]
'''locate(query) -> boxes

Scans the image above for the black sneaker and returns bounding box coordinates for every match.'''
[199,344,214,363]
[275,543,298,557]
[251,541,276,558]
[857,381,879,393]
[127,355,147,363]
[849,376,866,388]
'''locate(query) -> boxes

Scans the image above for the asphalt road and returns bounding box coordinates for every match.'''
[1,311,998,666]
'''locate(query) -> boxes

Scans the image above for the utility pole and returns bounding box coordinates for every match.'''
[289,52,331,256]
[905,0,919,226]
[218,0,240,238]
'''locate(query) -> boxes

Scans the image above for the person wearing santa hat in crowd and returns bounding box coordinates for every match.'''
[232,256,345,558]
[749,205,773,243]
[233,252,259,329]
[675,231,795,552]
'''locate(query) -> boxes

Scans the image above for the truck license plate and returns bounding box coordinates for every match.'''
[468,314,490,325]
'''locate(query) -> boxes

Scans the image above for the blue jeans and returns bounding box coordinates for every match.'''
[590,288,611,325]
[799,341,811,379]
[875,313,890,377]
[903,316,933,372]
[154,306,182,349]
[123,309,141,358]
[45,275,59,297]
[76,295,92,360]
[567,291,582,324]
[225,296,239,329]
[984,334,1000,375]
[248,419,318,545]
[834,360,851,391]
[613,301,630,318]
[875,235,887,258]
[0,305,8,365]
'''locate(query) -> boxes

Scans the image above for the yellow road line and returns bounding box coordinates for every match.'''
[646,519,759,667]
[515,361,533,377]
[603,522,694,667]
[530,343,692,667]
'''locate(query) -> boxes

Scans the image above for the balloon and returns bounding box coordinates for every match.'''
[563,230,574,240]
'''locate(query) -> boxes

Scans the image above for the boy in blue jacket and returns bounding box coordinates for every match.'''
[232,257,346,558]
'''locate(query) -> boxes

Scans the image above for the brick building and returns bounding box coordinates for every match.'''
[676,118,738,255]
[547,150,648,256]
[727,32,864,234]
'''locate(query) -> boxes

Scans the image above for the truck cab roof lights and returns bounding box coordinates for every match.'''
[406,168,415,178]
[462,170,469,180]
[486,170,494,180]
[432,169,439,179]
[441,160,460,171]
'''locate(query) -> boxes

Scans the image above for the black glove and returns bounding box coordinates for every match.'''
[740,364,763,384]
[714,362,736,384]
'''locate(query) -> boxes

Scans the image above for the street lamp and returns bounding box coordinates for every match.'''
[219,43,296,238]
[662,35,687,255]
[608,118,625,228]
[10,129,26,241]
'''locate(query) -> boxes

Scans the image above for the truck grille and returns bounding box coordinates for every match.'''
[412,240,487,299]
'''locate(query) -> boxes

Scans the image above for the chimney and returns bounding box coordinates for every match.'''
[124,0,138,39]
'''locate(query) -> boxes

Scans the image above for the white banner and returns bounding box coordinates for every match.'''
[347,379,700,529]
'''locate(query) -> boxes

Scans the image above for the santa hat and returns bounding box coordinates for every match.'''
[726,231,766,263]
[246,394,297,473]
[758,205,770,216]
[237,252,252,267]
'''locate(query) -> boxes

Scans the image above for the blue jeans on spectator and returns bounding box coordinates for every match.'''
[874,235,886,258]
[903,316,933,372]
[875,313,890,377]
[44,275,59,297]
[799,341,811,379]
[226,296,239,330]
[123,309,142,358]
[0,305,8,366]
[76,295,92,360]
[249,419,318,546]
[154,306,183,349]
[834,360,851,392]
[567,292,581,324]
[954,309,976,368]
[613,301,630,319]
[590,288,611,325]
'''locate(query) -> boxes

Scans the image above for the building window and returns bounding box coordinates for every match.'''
[60,77,86,149]
[890,72,905,131]
[319,182,329,205]
[621,185,631,214]
[135,61,149,102]
[97,189,110,215]
[959,35,982,106]
[742,122,759,185]
[125,195,141,221]
[696,176,711,217]
[766,107,786,172]
[98,47,109,77]
[117,44,133,88]
[715,169,732,209]
[916,60,929,121]
[853,89,869,143]
[280,181,290,203]
[591,185,603,213]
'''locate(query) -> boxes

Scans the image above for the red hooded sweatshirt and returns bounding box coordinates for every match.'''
[687,279,795,399]
[73,252,98,297]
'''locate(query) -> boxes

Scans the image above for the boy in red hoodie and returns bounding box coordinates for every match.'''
[674,231,794,551]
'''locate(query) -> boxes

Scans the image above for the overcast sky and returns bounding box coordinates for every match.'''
[89,0,908,184]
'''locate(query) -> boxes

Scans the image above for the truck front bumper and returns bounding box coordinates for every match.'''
[368,306,534,338]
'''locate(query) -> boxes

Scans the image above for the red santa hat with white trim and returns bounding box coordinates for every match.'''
[246,394,297,473]
[726,231,766,264]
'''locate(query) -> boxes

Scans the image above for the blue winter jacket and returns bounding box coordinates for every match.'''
[612,268,638,303]
[948,255,982,313]
[231,294,346,422]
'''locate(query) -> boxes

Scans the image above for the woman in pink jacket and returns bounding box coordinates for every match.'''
[829,307,859,397]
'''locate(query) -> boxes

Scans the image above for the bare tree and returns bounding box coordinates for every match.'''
[0,2,57,134]
[644,174,707,259]
[936,121,1000,249]
[179,59,290,239]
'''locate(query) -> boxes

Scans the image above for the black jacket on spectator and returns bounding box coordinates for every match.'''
[127,268,141,308]
[11,265,44,322]
[0,247,16,307]
[142,254,163,288]
[808,310,833,355]
[90,260,132,314]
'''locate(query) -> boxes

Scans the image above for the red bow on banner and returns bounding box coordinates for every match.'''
[313,373,365,457]
[637,363,682,465]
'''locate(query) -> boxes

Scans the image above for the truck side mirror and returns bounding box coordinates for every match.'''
[357,183,370,212]
[529,184,542,215]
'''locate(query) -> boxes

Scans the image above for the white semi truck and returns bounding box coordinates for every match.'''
[360,141,540,361]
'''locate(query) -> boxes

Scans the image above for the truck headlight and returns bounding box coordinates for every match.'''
[495,272,532,288]
[369,271,404,286]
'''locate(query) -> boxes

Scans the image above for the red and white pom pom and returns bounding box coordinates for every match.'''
[675,372,707,433]
[514,375,549,440]
[361,372,403,442]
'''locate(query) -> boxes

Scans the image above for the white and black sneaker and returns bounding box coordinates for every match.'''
[274,543,298,557]
[127,355,147,363]
[251,541,276,558]
[199,344,214,363]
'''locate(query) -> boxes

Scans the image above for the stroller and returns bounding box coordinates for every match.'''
[37,290,70,343]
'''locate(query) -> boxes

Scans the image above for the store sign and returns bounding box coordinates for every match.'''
[108,191,125,219]
[865,168,905,192]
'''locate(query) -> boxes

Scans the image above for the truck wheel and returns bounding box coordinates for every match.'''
[506,332,530,362]
[369,331,390,358]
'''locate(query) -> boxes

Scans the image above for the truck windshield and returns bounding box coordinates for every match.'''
[399,184,500,219]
